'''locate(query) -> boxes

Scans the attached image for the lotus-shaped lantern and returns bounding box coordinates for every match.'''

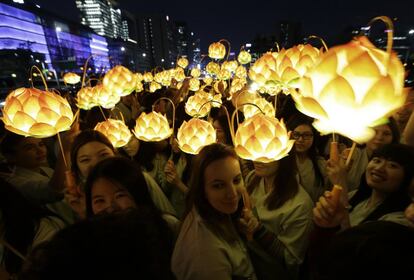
[185,93,210,117]
[242,97,275,119]
[177,57,189,68]
[2,87,74,138]
[235,65,247,79]
[293,36,406,143]
[222,61,238,73]
[177,118,217,154]
[206,62,220,75]
[189,78,201,91]
[238,51,252,65]
[103,65,136,97]
[190,68,201,78]
[208,42,226,60]
[248,52,280,95]
[234,115,294,163]
[93,85,120,109]
[132,111,172,142]
[94,118,132,148]
[63,72,81,84]
[76,87,97,110]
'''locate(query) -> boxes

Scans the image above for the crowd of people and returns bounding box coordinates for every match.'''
[0,80,414,280]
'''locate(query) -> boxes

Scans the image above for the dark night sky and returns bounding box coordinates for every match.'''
[31,0,414,51]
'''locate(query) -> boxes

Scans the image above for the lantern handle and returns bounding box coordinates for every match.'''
[307,35,329,52]
[219,39,232,61]
[367,16,394,68]
[30,65,48,91]
[81,55,95,88]
[152,97,176,139]
[270,42,280,52]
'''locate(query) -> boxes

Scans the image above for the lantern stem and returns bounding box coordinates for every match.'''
[152,97,176,139]
[30,65,48,91]
[56,132,68,169]
[345,142,357,167]
[307,35,329,51]
[219,39,232,61]
[197,99,233,142]
[0,239,26,261]
[98,106,107,121]
[81,55,95,88]
[367,16,394,69]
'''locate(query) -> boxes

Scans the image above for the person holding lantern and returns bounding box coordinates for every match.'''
[172,143,256,280]
[239,152,314,280]
[287,114,328,203]
[66,129,176,219]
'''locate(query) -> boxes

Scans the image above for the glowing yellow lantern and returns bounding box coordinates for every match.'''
[249,52,280,95]
[222,61,238,73]
[143,72,154,83]
[217,69,231,80]
[177,118,217,154]
[235,65,247,79]
[94,118,132,148]
[238,51,252,65]
[135,73,143,82]
[185,93,210,117]
[190,68,201,78]
[93,85,120,109]
[76,87,97,110]
[149,82,162,93]
[211,94,222,108]
[206,62,220,75]
[103,65,136,97]
[234,115,294,162]
[232,89,260,108]
[230,78,247,94]
[154,71,171,87]
[177,57,189,68]
[293,36,406,143]
[2,87,74,138]
[203,77,213,86]
[132,111,172,142]
[136,81,144,92]
[208,42,226,60]
[63,72,81,84]
[188,78,200,91]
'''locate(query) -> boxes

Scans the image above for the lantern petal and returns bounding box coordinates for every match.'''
[29,123,56,137]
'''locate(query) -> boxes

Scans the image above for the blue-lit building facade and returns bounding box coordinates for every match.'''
[0,1,111,77]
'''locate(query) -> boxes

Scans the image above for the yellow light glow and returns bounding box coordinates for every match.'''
[177,118,217,154]
[94,118,132,148]
[132,111,172,142]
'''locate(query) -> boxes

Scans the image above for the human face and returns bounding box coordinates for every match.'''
[253,161,279,178]
[366,124,393,152]
[76,141,115,178]
[292,124,313,154]
[365,157,404,194]
[123,137,140,157]
[204,157,242,214]
[91,178,137,215]
[11,138,48,170]
[213,120,226,144]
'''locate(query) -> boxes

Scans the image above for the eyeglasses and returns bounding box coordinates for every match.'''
[292,131,313,140]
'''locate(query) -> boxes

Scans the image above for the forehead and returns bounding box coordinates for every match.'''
[17,137,43,147]
[204,157,240,180]
[92,178,125,194]
[374,124,392,132]
[77,141,113,156]
[294,124,312,132]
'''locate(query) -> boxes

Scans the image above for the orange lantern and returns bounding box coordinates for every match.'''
[172,67,186,82]
[203,76,213,86]
[2,87,74,137]
[154,71,171,87]
[185,93,210,117]
[149,82,162,93]
[177,118,216,154]
[132,111,172,142]
[206,62,220,75]
[249,52,280,95]
[214,80,228,95]
[222,60,238,73]
[63,72,81,84]
[103,65,136,97]
[190,68,201,78]
[208,42,226,60]
[235,65,247,79]
[94,118,132,148]
[238,51,252,65]
[93,85,120,109]
[136,81,144,92]
[234,115,294,162]
[177,57,189,68]
[76,87,97,110]
[217,69,231,80]
[293,35,406,143]
[230,78,247,95]
[211,93,222,108]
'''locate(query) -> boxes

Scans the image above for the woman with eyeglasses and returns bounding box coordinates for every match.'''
[287,114,328,203]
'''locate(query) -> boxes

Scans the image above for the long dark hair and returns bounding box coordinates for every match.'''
[287,113,324,187]
[185,143,243,242]
[0,178,63,274]
[84,156,161,218]
[247,152,299,210]
[349,143,414,222]
[70,129,116,184]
